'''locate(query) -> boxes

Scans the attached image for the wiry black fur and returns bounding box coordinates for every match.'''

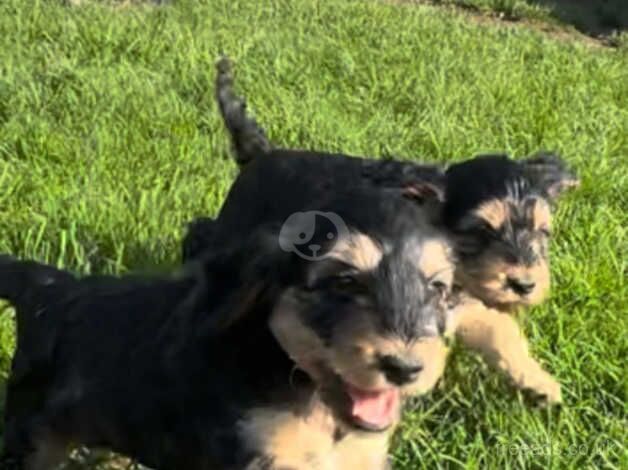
[0,239,291,469]
[1,187,444,470]
[441,153,578,293]
[179,57,580,413]
[0,256,76,358]
[183,57,578,304]
[182,217,216,262]
[215,56,273,166]
[374,245,442,342]
[442,153,578,228]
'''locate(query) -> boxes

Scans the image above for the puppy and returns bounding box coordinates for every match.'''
[182,57,579,405]
[1,189,453,470]
[439,153,578,403]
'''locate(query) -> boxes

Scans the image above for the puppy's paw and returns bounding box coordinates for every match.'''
[521,369,562,406]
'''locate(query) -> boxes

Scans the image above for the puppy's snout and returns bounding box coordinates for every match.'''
[507,277,535,296]
[379,355,423,386]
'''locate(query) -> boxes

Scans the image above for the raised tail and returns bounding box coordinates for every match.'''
[0,254,75,317]
[215,56,273,166]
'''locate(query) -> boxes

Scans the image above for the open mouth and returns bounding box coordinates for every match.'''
[303,365,402,433]
[344,383,400,432]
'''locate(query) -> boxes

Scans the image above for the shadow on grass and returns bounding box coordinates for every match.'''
[526,0,628,38]
[426,0,628,42]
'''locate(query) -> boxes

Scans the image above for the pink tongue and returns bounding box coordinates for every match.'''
[347,386,400,429]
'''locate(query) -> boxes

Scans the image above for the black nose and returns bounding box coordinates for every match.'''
[379,355,423,386]
[507,277,535,296]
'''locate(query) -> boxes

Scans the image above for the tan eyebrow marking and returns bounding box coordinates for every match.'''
[473,199,508,230]
[418,239,454,284]
[530,198,552,231]
[327,233,383,271]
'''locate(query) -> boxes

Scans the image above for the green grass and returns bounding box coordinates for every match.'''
[0,0,626,468]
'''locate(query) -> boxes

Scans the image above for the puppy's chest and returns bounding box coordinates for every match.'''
[239,405,389,470]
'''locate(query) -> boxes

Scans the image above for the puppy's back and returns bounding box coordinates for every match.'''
[1,256,202,382]
[0,255,76,338]
[184,150,443,259]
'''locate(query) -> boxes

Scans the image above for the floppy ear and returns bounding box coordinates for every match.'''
[402,179,446,204]
[197,224,296,334]
[361,160,446,203]
[205,280,268,333]
[522,151,580,200]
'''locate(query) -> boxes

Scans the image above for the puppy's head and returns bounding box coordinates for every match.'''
[201,190,452,433]
[443,152,579,310]
[269,207,453,433]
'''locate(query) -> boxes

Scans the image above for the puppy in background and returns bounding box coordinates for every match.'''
[438,153,577,404]
[182,56,580,405]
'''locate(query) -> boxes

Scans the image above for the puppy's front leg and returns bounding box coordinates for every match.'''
[331,431,391,470]
[446,298,561,404]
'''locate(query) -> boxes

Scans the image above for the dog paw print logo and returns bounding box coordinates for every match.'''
[279,211,349,260]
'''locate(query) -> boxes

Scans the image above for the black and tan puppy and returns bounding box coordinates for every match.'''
[439,154,578,403]
[182,57,579,405]
[0,188,452,470]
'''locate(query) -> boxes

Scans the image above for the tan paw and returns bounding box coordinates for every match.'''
[521,369,562,406]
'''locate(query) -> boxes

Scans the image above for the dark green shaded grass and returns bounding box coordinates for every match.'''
[0,0,626,468]
[423,0,628,42]
[424,0,552,21]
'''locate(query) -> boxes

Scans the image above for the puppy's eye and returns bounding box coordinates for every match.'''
[306,260,359,290]
[429,280,448,297]
[457,221,496,241]
[309,273,363,293]
[538,227,551,237]
[330,275,361,289]
[474,221,498,237]
[329,275,372,298]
